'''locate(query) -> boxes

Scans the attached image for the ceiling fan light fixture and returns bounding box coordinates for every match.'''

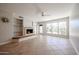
[42,12,44,16]
[41,11,50,16]
[42,12,47,16]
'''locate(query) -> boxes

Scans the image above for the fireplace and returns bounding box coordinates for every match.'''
[26,29,33,34]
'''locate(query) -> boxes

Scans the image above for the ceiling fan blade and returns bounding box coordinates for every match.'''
[41,12,50,16]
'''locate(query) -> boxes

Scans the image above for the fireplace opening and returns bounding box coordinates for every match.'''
[26,29,33,34]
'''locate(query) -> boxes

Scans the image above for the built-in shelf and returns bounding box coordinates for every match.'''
[14,18,23,37]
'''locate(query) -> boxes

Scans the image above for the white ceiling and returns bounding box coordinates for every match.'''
[0,3,75,22]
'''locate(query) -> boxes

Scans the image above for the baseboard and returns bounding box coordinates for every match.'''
[0,40,11,45]
[69,39,79,55]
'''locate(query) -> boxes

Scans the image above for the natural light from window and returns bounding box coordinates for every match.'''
[46,21,67,35]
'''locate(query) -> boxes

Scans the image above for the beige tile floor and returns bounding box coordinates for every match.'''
[0,35,77,55]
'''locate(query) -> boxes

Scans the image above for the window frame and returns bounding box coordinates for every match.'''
[46,17,69,38]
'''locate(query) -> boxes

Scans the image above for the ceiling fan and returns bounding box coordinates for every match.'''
[34,4,50,17]
[41,11,50,16]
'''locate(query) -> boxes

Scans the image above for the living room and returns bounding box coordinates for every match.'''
[0,3,79,55]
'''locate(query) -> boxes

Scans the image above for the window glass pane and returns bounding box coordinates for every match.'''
[46,23,52,33]
[52,23,58,34]
[59,21,67,35]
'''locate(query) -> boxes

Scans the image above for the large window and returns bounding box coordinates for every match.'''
[52,23,58,34]
[46,20,68,35]
[46,23,52,33]
[59,22,67,35]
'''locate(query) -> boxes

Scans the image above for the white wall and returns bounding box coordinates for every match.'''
[69,4,79,54]
[0,10,14,43]
[23,17,33,27]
